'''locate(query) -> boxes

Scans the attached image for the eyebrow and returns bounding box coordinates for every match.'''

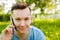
[15,17,30,19]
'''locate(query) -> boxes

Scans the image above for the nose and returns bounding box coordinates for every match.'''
[20,21,25,26]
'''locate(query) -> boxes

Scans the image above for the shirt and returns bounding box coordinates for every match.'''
[11,26,45,40]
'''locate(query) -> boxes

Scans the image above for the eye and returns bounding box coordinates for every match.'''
[15,18,21,21]
[25,17,29,21]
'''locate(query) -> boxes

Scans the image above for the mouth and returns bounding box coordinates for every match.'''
[17,27,26,31]
[14,27,25,31]
[20,28,25,30]
[15,26,28,32]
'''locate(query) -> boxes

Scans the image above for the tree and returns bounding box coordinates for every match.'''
[15,0,57,19]
[16,0,24,2]
[0,5,4,14]
[25,0,52,15]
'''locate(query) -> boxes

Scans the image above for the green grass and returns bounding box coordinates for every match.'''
[0,18,60,40]
[0,22,9,33]
[31,18,60,40]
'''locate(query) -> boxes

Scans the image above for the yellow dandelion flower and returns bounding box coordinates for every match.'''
[55,32,59,36]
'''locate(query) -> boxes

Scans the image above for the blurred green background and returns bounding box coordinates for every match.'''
[0,0,60,40]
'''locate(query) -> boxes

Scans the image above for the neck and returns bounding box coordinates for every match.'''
[14,29,28,40]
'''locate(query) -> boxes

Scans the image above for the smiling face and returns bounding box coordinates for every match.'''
[12,7,31,33]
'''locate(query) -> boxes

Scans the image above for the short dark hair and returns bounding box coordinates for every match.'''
[11,2,31,12]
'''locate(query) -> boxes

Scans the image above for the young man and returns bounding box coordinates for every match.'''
[1,2,45,40]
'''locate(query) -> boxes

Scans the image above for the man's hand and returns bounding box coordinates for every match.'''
[1,25,14,40]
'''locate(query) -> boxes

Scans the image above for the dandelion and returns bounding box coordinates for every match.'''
[55,32,59,36]
[50,32,52,34]
[46,36,50,40]
[45,32,48,34]
[49,32,53,37]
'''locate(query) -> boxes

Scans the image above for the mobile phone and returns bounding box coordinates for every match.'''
[11,18,15,26]
[11,18,15,34]
[11,18,17,32]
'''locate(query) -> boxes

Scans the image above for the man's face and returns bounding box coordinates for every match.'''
[12,7,31,33]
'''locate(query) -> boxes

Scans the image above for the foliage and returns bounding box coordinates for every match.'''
[25,0,51,8]
[31,18,60,40]
[0,14,10,21]
[0,18,60,40]
[25,0,55,15]
[0,22,9,33]
[0,5,4,12]
[15,0,54,15]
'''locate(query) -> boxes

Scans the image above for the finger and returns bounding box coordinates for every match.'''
[2,25,15,35]
[2,29,13,36]
[6,25,14,29]
[2,28,12,35]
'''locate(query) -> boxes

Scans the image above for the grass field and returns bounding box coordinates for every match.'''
[0,18,60,40]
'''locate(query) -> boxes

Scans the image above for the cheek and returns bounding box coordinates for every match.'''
[26,20,31,25]
[14,21,20,26]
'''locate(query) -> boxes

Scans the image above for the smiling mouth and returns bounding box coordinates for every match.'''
[18,27,25,30]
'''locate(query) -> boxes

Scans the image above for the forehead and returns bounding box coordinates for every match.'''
[12,8,31,18]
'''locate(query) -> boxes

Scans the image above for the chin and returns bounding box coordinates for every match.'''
[17,28,29,34]
[19,31,26,34]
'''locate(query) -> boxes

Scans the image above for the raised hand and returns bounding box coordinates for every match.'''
[1,25,14,40]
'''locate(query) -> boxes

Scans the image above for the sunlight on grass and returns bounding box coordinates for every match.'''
[0,18,60,40]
